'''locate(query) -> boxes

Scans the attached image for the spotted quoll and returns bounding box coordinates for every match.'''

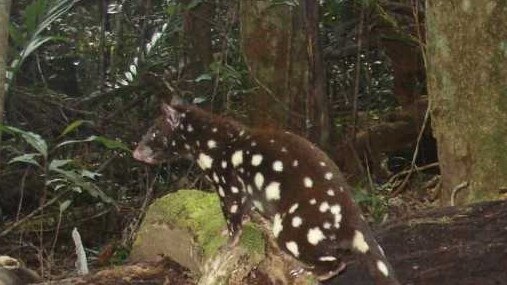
[133,103,400,285]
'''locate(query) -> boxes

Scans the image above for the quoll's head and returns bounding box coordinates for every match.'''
[133,103,182,164]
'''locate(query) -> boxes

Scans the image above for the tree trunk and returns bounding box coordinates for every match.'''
[240,1,330,144]
[303,1,329,147]
[426,1,507,205]
[0,0,11,126]
[180,0,214,98]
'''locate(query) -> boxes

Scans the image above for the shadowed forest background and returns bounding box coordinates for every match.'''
[0,0,506,284]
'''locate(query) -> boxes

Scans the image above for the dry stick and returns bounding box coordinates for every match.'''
[391,104,431,197]
[0,191,67,238]
[450,181,469,206]
[16,168,30,222]
[388,162,440,184]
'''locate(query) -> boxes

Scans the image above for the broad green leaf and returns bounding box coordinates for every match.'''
[60,120,87,137]
[55,136,129,151]
[51,167,114,204]
[59,200,72,212]
[8,153,41,167]
[195,74,212,82]
[0,125,48,158]
[49,159,73,170]
[90,136,129,151]
[81,170,101,180]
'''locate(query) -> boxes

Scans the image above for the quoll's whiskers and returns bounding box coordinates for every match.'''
[133,103,400,285]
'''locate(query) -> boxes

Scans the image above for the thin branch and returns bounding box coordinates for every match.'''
[0,191,68,237]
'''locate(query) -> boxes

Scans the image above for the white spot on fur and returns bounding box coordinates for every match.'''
[265,182,281,201]
[330,204,342,228]
[325,172,333,180]
[221,161,227,169]
[273,213,283,237]
[327,189,335,196]
[254,173,264,190]
[319,256,337,262]
[231,150,243,167]
[231,186,239,193]
[184,144,190,150]
[281,147,287,152]
[251,154,263,166]
[319,161,326,166]
[251,141,257,147]
[352,230,370,253]
[307,227,325,245]
[273,160,284,172]
[270,139,275,144]
[319,202,330,213]
[292,160,299,167]
[286,241,299,257]
[309,198,317,205]
[304,177,313,188]
[212,128,218,133]
[288,203,299,214]
[197,153,213,169]
[213,172,220,183]
[187,124,194,132]
[218,186,225,197]
[253,200,264,212]
[292,216,303,227]
[247,185,254,195]
[377,260,389,277]
[230,204,238,213]
[323,222,331,229]
[207,140,217,149]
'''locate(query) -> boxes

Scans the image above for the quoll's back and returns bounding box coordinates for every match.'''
[133,103,400,285]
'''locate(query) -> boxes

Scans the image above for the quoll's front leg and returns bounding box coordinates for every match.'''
[213,173,252,245]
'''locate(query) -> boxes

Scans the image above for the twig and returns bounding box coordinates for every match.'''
[0,191,68,237]
[388,162,439,184]
[351,6,365,144]
[451,181,469,206]
[391,102,431,196]
[16,168,30,222]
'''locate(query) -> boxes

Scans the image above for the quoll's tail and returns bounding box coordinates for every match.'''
[352,223,400,285]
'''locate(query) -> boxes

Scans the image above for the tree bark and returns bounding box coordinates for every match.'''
[426,1,507,205]
[0,0,11,126]
[240,1,305,131]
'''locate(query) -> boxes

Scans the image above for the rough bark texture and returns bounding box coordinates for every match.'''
[426,1,507,205]
[180,0,214,98]
[0,0,11,125]
[303,1,329,147]
[331,200,507,285]
[239,2,308,132]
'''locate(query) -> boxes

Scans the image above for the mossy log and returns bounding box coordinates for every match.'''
[129,190,317,285]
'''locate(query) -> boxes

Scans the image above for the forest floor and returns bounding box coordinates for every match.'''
[2,176,506,285]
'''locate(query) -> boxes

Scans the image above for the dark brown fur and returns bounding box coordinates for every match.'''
[134,104,400,284]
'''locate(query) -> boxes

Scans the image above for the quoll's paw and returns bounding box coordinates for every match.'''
[315,262,347,281]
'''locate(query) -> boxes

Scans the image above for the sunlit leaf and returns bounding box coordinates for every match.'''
[195,74,212,82]
[81,170,102,180]
[59,200,72,212]
[8,153,42,167]
[49,159,73,170]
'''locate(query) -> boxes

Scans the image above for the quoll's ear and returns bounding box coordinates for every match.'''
[161,103,181,130]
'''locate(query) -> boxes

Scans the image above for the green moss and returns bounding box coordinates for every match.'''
[239,223,265,260]
[144,190,227,259]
